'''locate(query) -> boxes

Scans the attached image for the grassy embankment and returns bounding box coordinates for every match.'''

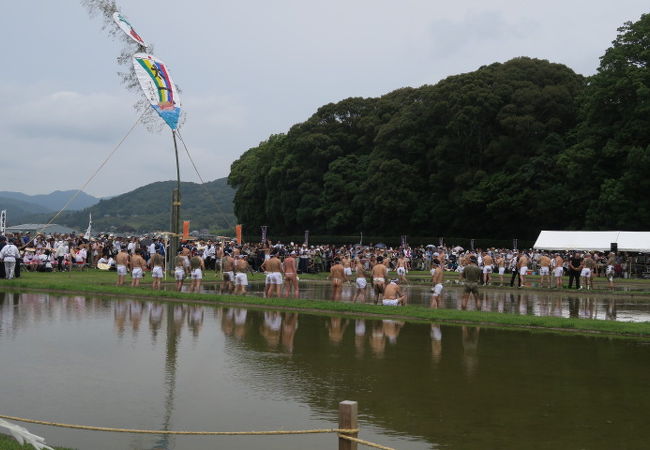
[0,433,73,450]
[2,270,650,338]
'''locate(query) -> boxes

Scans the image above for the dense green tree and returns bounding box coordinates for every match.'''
[565,13,650,229]
[228,14,650,239]
[229,57,584,239]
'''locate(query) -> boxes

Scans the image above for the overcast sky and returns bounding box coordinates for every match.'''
[1,1,647,197]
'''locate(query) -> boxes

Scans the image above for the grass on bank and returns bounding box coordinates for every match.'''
[9,268,650,295]
[0,433,73,450]
[3,270,650,338]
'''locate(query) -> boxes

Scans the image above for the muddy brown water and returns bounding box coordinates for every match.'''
[1,291,649,449]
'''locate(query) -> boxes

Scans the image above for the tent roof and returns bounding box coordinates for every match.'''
[5,223,77,234]
[533,230,650,252]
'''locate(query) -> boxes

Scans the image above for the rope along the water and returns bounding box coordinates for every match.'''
[338,434,396,450]
[175,130,235,230]
[30,111,145,241]
[0,414,357,436]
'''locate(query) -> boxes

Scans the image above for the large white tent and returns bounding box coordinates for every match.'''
[533,231,650,252]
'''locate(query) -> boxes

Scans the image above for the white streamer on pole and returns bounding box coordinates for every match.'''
[0,210,6,235]
[84,213,93,240]
[0,418,54,450]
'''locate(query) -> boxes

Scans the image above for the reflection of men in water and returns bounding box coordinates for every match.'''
[281,313,298,353]
[431,323,442,363]
[233,308,248,340]
[260,311,282,348]
[148,302,164,335]
[382,279,406,306]
[327,317,347,345]
[115,248,129,286]
[369,321,386,357]
[461,326,480,377]
[430,259,444,308]
[382,320,403,344]
[329,258,345,301]
[372,257,388,304]
[461,257,481,310]
[187,306,204,336]
[354,319,366,357]
[353,258,368,303]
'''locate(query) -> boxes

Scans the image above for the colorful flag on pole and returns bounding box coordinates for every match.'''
[113,12,148,48]
[132,53,181,130]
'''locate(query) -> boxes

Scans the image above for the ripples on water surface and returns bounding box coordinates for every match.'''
[0,291,649,450]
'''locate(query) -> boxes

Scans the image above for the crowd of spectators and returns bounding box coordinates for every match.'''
[0,231,643,282]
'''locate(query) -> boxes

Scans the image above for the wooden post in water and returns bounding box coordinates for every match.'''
[338,400,358,450]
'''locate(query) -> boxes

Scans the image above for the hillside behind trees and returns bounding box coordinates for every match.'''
[28,178,235,233]
[229,14,650,241]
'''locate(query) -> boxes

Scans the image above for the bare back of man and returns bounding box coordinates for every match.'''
[329,259,346,301]
[222,255,235,293]
[383,281,406,306]
[430,261,444,308]
[372,258,388,304]
[282,254,299,297]
[353,259,368,303]
[115,250,129,286]
[396,256,408,284]
[261,255,283,297]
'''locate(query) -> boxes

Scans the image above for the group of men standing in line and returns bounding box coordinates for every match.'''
[456,250,617,290]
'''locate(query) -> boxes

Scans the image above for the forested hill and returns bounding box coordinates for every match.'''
[43,178,235,233]
[229,57,584,239]
[228,14,650,240]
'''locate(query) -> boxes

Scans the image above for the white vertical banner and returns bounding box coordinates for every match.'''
[84,213,92,240]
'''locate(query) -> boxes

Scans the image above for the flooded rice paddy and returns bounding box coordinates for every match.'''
[180,279,650,322]
[1,291,649,449]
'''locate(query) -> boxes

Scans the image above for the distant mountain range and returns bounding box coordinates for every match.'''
[0,190,101,212]
[1,190,101,225]
[16,178,236,234]
[0,196,54,225]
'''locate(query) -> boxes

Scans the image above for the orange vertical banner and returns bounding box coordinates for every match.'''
[235,224,242,244]
[182,220,190,240]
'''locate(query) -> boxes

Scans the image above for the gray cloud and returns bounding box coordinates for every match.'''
[1,0,649,197]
